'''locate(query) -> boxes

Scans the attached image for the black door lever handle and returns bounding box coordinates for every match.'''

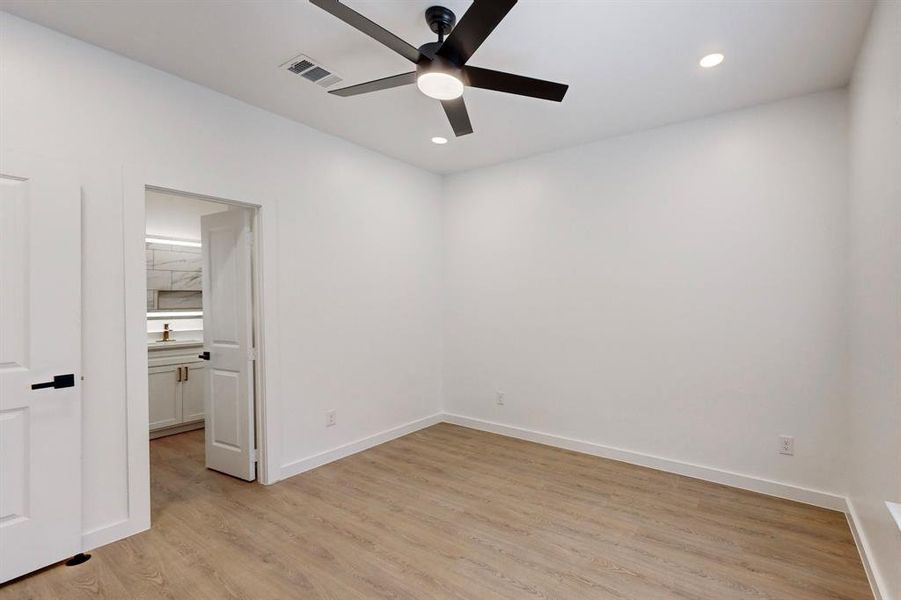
[198,352,210,360]
[32,374,76,390]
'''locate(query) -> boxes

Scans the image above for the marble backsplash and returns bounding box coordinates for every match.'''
[146,241,202,310]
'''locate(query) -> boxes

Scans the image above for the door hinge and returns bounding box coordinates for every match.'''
[248,347,258,361]
[246,230,254,247]
[250,448,258,462]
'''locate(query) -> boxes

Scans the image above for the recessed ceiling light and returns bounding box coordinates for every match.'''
[699,53,725,68]
[431,136,448,145]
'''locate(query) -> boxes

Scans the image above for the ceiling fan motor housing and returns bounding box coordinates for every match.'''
[417,41,441,62]
[417,53,460,78]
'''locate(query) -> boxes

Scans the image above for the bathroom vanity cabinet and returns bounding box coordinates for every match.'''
[148,342,205,438]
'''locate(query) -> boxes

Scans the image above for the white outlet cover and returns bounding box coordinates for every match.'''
[779,435,794,455]
[326,410,336,427]
[496,391,505,405]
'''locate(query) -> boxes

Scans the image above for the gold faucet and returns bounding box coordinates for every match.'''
[160,323,173,342]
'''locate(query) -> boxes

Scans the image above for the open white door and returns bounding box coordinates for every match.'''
[0,155,81,582]
[200,208,255,481]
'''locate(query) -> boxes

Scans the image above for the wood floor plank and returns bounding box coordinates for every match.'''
[0,423,872,599]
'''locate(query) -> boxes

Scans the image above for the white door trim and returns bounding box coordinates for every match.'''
[93,165,282,551]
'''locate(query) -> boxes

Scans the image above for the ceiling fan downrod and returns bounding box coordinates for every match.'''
[425,6,456,45]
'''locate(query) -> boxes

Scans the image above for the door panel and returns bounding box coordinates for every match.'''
[210,368,240,448]
[0,157,81,582]
[208,227,239,345]
[0,409,27,523]
[0,179,26,370]
[201,209,255,481]
[181,363,205,423]
[148,365,181,430]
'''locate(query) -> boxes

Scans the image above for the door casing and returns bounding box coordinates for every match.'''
[123,182,271,542]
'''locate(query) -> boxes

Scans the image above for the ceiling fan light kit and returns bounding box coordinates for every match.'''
[309,0,569,138]
[417,71,464,101]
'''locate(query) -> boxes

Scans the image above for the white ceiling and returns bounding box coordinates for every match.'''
[145,189,230,241]
[1,0,873,173]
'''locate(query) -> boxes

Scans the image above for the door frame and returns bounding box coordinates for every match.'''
[111,164,281,550]
[143,184,268,480]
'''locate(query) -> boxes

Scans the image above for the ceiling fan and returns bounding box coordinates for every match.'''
[309,0,569,137]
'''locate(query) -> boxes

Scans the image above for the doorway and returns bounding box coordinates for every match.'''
[144,188,261,482]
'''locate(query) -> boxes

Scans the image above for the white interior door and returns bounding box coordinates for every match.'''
[0,155,81,582]
[200,208,255,481]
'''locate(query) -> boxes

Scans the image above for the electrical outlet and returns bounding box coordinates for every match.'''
[326,409,336,427]
[779,435,794,456]
[496,391,505,405]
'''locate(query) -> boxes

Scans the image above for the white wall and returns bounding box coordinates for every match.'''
[847,1,901,597]
[0,12,443,547]
[3,6,897,591]
[443,90,850,499]
[145,189,228,240]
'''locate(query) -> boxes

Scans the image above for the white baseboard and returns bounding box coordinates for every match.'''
[82,516,149,552]
[82,410,884,600]
[442,415,889,596]
[845,499,887,600]
[149,420,204,440]
[83,414,444,553]
[279,413,444,480]
[442,414,847,512]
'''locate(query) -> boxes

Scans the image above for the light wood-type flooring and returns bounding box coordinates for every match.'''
[1,423,872,599]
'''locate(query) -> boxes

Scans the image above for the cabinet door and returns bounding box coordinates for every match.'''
[181,363,206,423]
[149,365,182,430]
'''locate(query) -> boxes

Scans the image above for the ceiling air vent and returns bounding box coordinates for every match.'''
[281,54,343,89]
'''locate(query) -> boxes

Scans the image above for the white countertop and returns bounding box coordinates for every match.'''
[147,340,204,351]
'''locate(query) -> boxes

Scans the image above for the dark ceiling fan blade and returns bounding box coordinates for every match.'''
[436,0,517,66]
[310,0,422,63]
[441,97,473,136]
[329,72,417,97]
[462,66,568,102]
